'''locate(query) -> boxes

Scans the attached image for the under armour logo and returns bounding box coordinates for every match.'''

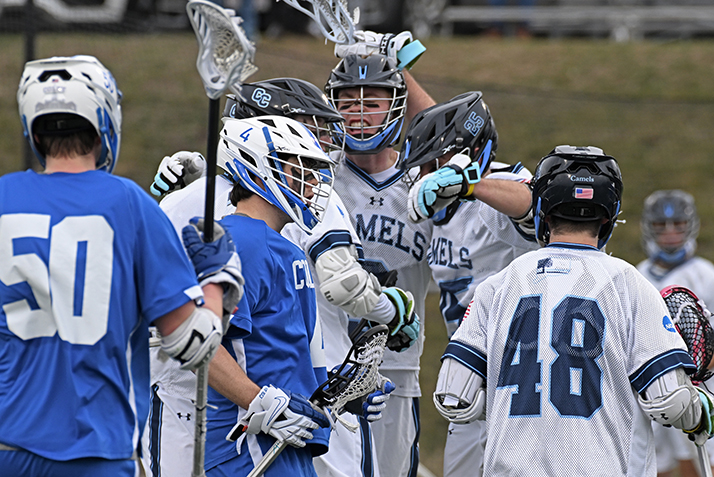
[177,412,192,421]
[369,197,384,206]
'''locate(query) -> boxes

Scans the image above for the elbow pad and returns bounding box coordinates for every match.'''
[433,357,486,424]
[160,306,222,370]
[315,246,381,317]
[638,367,702,431]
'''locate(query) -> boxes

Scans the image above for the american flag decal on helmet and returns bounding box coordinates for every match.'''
[574,187,593,199]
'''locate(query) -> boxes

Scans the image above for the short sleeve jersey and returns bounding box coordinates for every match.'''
[205,214,329,471]
[448,243,695,476]
[0,170,201,461]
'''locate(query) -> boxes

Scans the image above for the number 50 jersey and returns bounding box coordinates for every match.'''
[0,170,201,462]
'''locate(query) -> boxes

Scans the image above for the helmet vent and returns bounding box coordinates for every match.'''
[38,69,71,82]
[239,148,256,167]
[258,118,276,128]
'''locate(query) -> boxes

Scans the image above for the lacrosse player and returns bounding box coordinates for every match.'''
[637,190,714,477]
[144,78,406,477]
[324,45,437,476]
[434,146,714,476]
[0,55,242,476]
[399,91,539,477]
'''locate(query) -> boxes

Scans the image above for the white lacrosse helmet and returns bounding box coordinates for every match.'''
[218,115,336,232]
[17,55,122,172]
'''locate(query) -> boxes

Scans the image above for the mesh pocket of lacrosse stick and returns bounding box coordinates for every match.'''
[310,324,389,430]
[661,285,714,383]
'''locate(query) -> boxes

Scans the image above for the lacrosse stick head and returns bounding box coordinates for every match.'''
[310,324,389,414]
[186,0,258,100]
[661,285,714,383]
[280,0,357,44]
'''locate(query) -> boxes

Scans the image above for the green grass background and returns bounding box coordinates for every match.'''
[2,33,714,475]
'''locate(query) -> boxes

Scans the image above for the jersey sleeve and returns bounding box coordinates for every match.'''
[131,187,202,323]
[625,268,696,393]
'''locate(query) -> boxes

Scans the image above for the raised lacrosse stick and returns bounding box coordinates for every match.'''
[244,324,389,477]
[280,0,358,44]
[661,285,714,477]
[185,2,257,475]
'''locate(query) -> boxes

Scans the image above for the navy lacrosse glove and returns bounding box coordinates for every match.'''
[182,217,244,324]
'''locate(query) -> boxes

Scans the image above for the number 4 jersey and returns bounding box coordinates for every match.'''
[449,243,695,476]
[0,170,202,461]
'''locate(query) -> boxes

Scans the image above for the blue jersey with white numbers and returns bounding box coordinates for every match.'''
[0,170,201,461]
[205,215,328,473]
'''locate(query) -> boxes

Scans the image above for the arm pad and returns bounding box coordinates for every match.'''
[638,367,701,431]
[433,357,485,424]
[160,306,222,370]
[315,246,381,318]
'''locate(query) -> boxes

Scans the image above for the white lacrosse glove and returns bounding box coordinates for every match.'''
[334,30,426,70]
[433,357,486,424]
[226,385,330,448]
[685,388,714,446]
[182,217,244,328]
[377,287,420,352]
[150,151,207,196]
[407,153,483,223]
[342,374,395,422]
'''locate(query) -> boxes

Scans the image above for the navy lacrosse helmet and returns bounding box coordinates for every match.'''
[641,189,700,266]
[223,77,345,155]
[532,145,623,248]
[399,91,498,176]
[325,54,407,155]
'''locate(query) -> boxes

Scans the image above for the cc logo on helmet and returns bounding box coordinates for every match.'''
[251,88,271,108]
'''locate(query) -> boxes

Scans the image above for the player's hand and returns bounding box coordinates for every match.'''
[343,373,394,421]
[150,151,206,196]
[379,287,420,352]
[688,389,714,446]
[334,30,426,70]
[407,153,482,223]
[433,357,486,424]
[227,385,330,448]
[182,217,244,326]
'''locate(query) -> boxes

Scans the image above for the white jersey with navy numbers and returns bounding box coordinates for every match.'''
[637,256,714,311]
[333,158,433,397]
[430,163,538,336]
[0,170,201,461]
[449,243,695,477]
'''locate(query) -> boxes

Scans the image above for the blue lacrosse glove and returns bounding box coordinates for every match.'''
[379,287,420,352]
[182,217,244,324]
[407,153,484,223]
[362,377,396,422]
[227,385,329,448]
[150,151,206,196]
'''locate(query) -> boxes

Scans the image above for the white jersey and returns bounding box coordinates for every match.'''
[333,158,433,397]
[430,163,539,336]
[451,243,694,476]
[637,256,714,311]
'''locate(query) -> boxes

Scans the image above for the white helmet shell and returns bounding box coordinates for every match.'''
[17,55,122,172]
[218,115,336,232]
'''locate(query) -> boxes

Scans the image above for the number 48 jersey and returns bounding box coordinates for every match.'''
[450,243,695,476]
[0,170,201,461]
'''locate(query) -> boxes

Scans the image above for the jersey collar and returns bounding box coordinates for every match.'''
[343,158,405,192]
[546,242,601,252]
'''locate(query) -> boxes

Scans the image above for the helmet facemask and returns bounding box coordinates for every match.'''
[641,190,700,265]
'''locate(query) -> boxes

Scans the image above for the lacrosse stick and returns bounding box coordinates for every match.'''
[245,324,389,477]
[280,0,358,44]
[185,2,257,475]
[660,285,714,477]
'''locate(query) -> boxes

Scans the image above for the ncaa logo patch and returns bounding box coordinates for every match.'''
[662,315,677,333]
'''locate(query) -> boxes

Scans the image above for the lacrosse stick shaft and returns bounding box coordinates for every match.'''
[191,362,210,477]
[694,439,713,477]
[246,439,288,477]
[203,97,220,242]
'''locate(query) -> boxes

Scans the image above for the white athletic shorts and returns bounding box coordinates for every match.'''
[314,413,381,477]
[443,420,487,477]
[369,395,420,477]
[140,381,195,477]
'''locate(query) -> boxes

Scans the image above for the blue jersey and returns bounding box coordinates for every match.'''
[0,170,201,461]
[205,215,329,473]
